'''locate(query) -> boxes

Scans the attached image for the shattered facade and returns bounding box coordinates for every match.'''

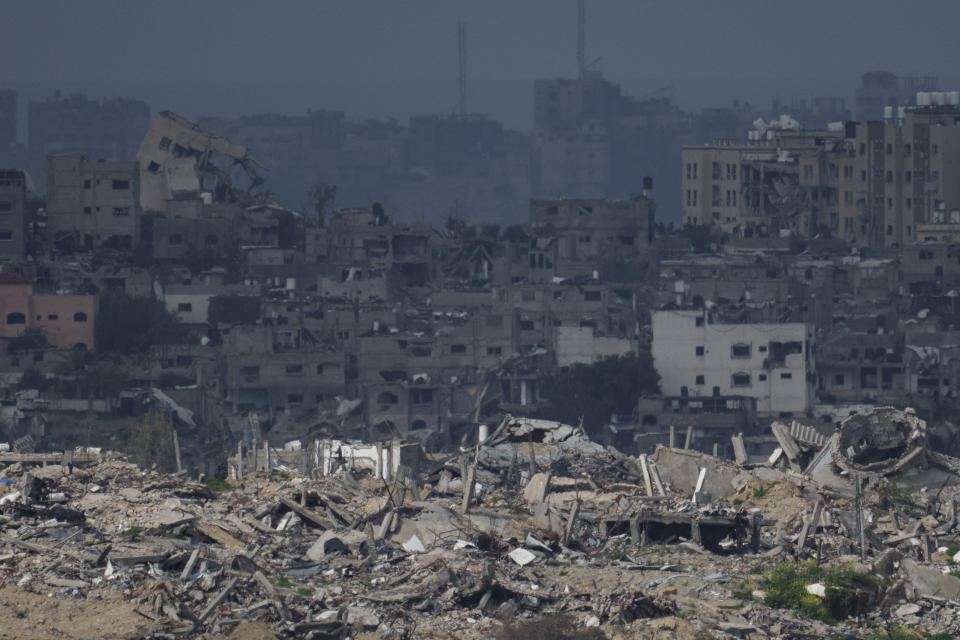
[684,99,960,249]
[137,111,262,213]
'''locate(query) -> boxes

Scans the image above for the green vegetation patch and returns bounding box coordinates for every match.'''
[759,560,881,624]
[863,627,952,640]
[274,576,296,589]
[204,477,234,493]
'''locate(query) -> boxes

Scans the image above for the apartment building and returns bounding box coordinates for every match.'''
[0,272,96,350]
[651,309,813,416]
[529,196,655,282]
[0,170,27,261]
[683,97,960,249]
[681,126,847,239]
[45,154,141,252]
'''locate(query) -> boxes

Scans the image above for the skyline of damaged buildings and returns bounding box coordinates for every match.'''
[0,67,958,475]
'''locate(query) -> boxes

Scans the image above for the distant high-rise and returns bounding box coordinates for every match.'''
[0,89,16,151]
[28,92,150,190]
[855,71,939,121]
[533,71,691,214]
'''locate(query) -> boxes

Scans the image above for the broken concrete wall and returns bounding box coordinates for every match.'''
[649,445,741,499]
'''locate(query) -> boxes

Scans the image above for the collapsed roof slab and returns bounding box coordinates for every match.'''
[831,406,928,476]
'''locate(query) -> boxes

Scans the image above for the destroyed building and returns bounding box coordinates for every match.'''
[137,111,262,214]
[1,405,959,639]
[684,95,960,249]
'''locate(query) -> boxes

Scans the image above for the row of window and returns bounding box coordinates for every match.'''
[239,363,339,379]
[693,343,765,358]
[81,206,134,216]
[861,142,938,157]
[83,179,130,190]
[5,311,87,324]
[168,234,220,247]
[692,371,793,386]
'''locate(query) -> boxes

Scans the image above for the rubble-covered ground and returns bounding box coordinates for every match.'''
[0,408,959,639]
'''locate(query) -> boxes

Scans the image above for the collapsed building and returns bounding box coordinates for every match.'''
[137,111,264,213]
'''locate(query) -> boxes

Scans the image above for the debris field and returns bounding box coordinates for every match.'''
[0,407,959,639]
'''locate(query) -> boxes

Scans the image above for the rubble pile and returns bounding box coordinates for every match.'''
[1,408,960,639]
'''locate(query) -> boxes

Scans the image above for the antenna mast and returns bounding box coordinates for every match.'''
[458,22,468,117]
[577,0,585,78]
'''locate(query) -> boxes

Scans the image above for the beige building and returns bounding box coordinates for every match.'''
[46,154,141,252]
[681,127,846,239]
[683,97,960,248]
[137,111,257,213]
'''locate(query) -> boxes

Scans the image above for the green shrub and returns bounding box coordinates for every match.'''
[121,526,142,540]
[759,561,881,623]
[732,580,755,601]
[864,627,953,640]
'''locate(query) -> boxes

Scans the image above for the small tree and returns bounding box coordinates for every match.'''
[129,410,177,473]
[309,182,337,227]
[8,328,49,354]
[96,292,188,354]
[538,352,660,435]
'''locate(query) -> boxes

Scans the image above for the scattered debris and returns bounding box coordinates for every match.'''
[0,406,957,638]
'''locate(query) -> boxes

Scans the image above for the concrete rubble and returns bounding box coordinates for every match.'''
[0,407,959,638]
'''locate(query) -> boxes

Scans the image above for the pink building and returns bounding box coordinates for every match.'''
[0,272,96,350]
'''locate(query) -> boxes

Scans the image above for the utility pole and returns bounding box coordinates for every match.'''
[457,22,468,117]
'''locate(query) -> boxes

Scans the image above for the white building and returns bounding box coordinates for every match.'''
[651,310,813,416]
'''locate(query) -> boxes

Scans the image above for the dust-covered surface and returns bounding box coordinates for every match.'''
[0,409,960,638]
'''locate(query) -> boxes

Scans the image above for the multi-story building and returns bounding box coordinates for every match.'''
[28,92,149,187]
[46,154,141,252]
[651,309,813,417]
[684,97,960,249]
[534,71,692,221]
[0,272,96,350]
[855,71,939,122]
[0,90,16,152]
[528,195,655,282]
[682,125,848,238]
[0,170,27,261]
[851,97,960,248]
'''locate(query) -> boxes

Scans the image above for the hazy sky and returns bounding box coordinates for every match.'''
[4,0,960,129]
